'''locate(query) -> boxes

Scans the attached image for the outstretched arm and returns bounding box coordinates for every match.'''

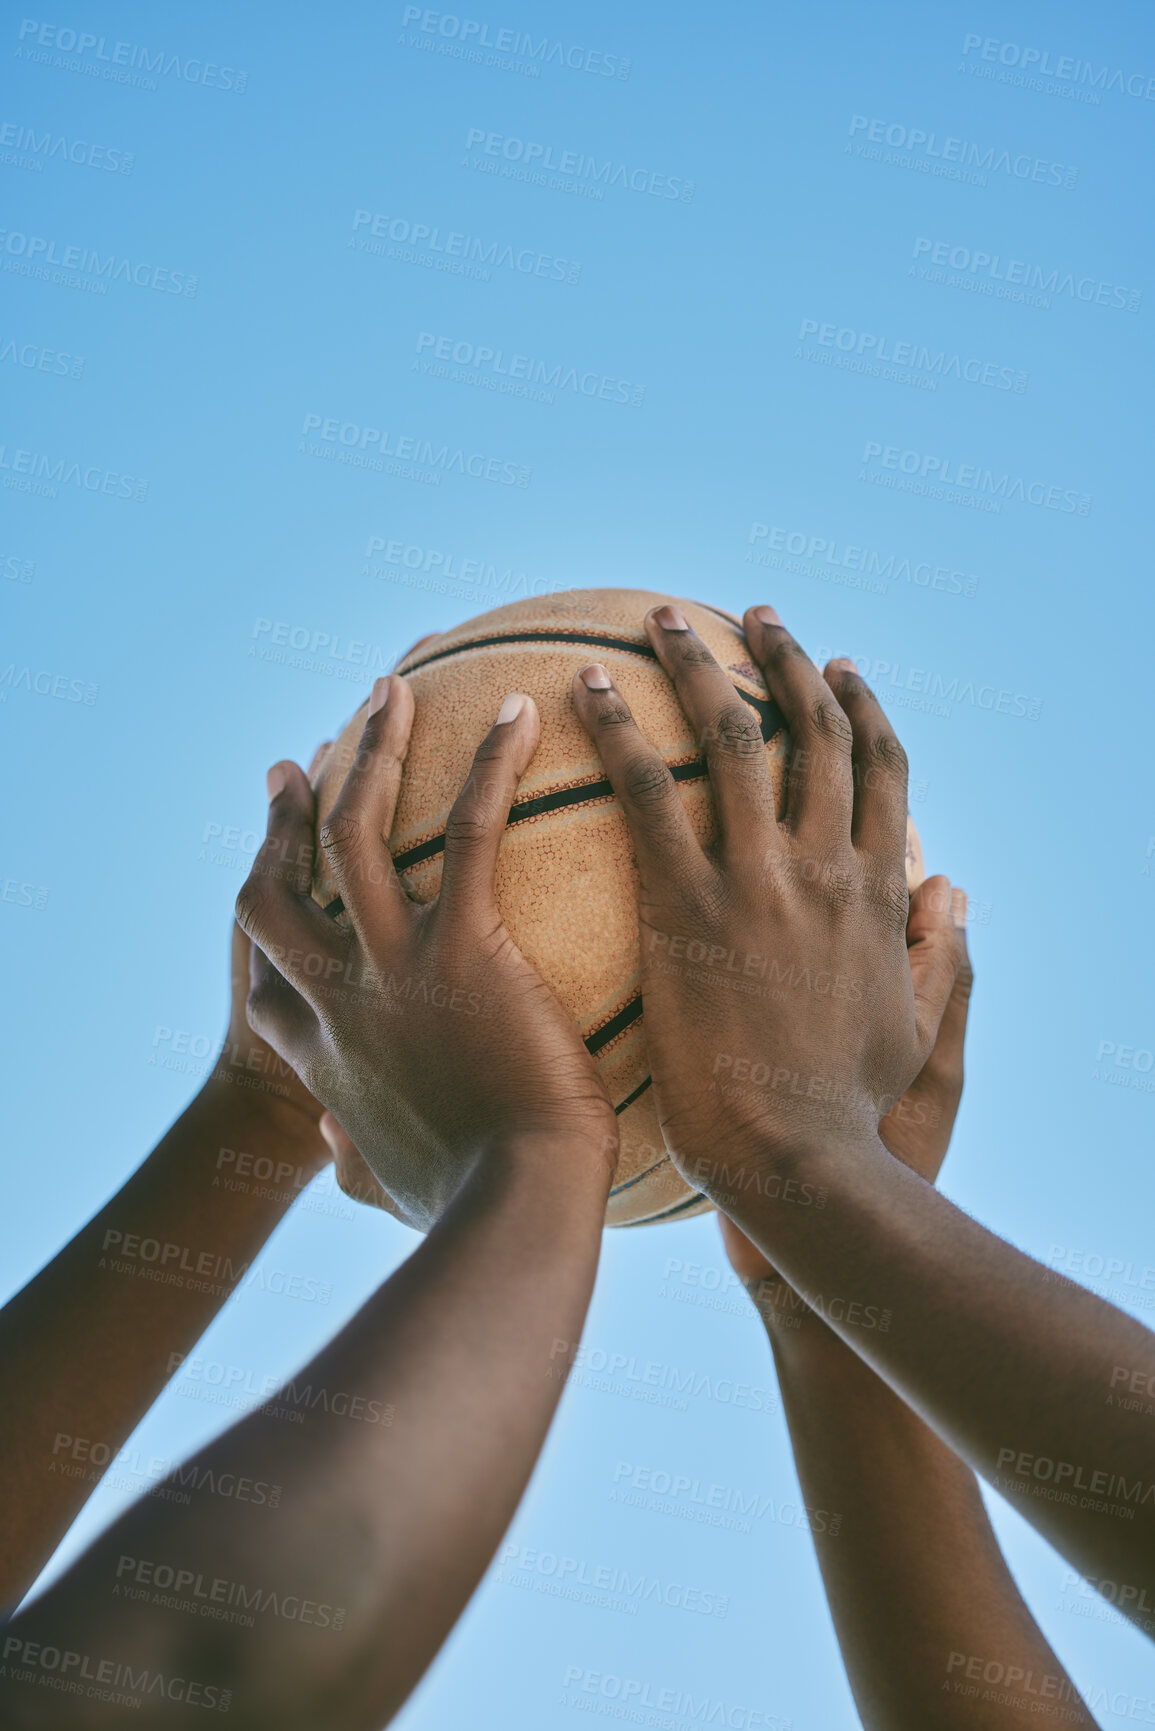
[5,1118,609,1730]
[0,923,330,1612]
[570,604,1155,1625]
[720,910,1097,1728]
[4,677,619,1729]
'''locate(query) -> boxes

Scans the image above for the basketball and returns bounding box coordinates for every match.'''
[309,588,925,1226]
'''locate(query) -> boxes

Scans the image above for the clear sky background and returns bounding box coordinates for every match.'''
[3,1,1154,1724]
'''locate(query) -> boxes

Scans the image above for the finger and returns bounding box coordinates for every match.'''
[235,761,341,1007]
[229,919,253,1003]
[436,690,542,922]
[244,935,319,1062]
[904,873,963,1062]
[569,662,704,889]
[306,739,333,781]
[318,674,416,939]
[824,657,910,863]
[912,885,973,1088]
[743,605,854,844]
[641,604,778,860]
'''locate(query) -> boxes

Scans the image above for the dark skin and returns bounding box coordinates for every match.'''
[239,674,617,1228]
[720,904,1097,1728]
[0,921,331,1614]
[570,603,1155,1626]
[2,606,1140,1725]
[0,675,440,1615]
[3,681,618,1730]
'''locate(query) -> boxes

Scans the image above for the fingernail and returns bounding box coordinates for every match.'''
[751,604,781,626]
[951,887,968,929]
[266,765,286,801]
[368,677,390,717]
[495,692,528,724]
[579,663,613,690]
[653,604,689,631]
[829,657,858,673]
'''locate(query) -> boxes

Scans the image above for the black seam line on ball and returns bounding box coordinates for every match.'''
[399,629,662,674]
[318,686,785,910]
[303,947,647,1053]
[613,1075,652,1116]
[584,994,644,1054]
[385,764,693,873]
[609,1151,667,1196]
[396,628,787,739]
[619,1192,707,1226]
[696,601,743,628]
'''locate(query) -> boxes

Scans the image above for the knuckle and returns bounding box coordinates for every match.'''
[461,750,509,800]
[319,809,366,866]
[234,875,273,938]
[867,866,911,928]
[865,730,908,781]
[767,635,811,675]
[821,861,859,912]
[244,971,292,1041]
[809,699,854,752]
[447,762,509,845]
[595,700,637,734]
[789,850,858,909]
[683,869,728,928]
[350,732,401,778]
[707,705,763,757]
[835,669,873,701]
[676,639,720,672]
[622,754,675,810]
[471,730,509,768]
[444,806,490,852]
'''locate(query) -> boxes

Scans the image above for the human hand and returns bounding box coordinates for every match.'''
[318,1110,404,1217]
[212,921,330,1157]
[209,738,335,1161]
[876,885,972,1182]
[718,889,972,1312]
[236,677,619,1229]
[569,603,962,1204]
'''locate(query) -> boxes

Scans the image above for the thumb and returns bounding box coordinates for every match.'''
[306,739,334,782]
[906,874,964,1059]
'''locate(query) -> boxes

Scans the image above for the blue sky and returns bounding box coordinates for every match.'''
[2,1,1154,1723]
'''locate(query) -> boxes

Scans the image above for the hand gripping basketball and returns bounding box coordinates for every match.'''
[235,678,619,1231]
[569,603,963,1203]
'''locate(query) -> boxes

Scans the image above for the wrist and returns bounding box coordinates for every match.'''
[682,1129,884,1217]
[474,1123,618,1200]
[406,1124,615,1239]
[468,1122,615,1217]
[197,1065,328,1173]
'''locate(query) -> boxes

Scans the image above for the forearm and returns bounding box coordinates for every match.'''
[763,1299,1096,1728]
[5,1132,610,1730]
[704,1135,1155,1608]
[0,1072,327,1607]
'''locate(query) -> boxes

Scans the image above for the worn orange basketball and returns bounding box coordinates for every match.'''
[310,589,925,1226]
